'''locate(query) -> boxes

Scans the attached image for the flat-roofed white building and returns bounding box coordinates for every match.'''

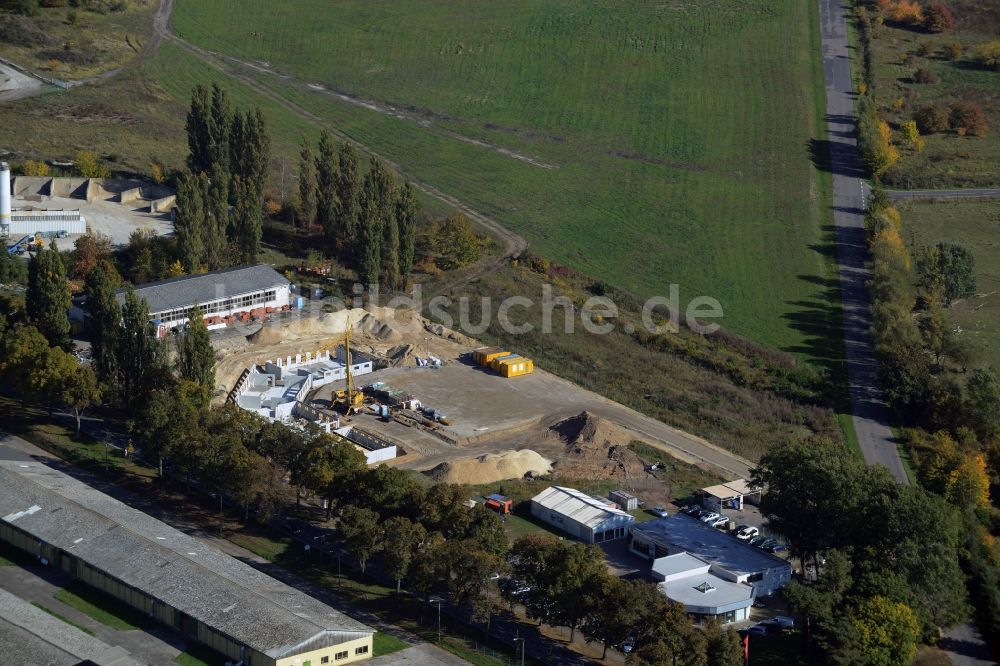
[651,552,754,624]
[334,426,397,465]
[7,209,87,236]
[629,517,791,598]
[530,486,635,544]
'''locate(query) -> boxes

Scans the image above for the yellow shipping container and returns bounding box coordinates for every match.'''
[494,357,534,377]
[474,346,509,366]
[489,353,520,370]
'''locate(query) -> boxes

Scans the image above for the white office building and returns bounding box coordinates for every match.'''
[651,552,755,624]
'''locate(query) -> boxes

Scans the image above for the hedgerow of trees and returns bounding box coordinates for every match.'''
[856,187,1000,655]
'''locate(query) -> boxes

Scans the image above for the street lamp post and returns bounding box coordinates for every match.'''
[429,596,444,644]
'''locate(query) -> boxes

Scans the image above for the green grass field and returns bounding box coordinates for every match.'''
[174,643,228,666]
[900,198,1000,369]
[165,0,835,357]
[373,632,409,657]
[54,582,151,631]
[872,1,1000,189]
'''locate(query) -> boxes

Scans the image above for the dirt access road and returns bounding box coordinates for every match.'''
[886,187,1000,201]
[0,60,44,103]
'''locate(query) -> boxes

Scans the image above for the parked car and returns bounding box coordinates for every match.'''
[756,538,777,550]
[622,636,636,654]
[757,619,784,635]
[735,525,759,540]
[743,624,768,637]
[699,512,721,523]
[769,543,788,554]
[749,535,770,547]
[649,506,670,518]
[708,516,730,528]
[772,616,795,629]
[682,505,701,515]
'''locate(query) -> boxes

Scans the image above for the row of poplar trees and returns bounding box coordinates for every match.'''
[297,131,418,290]
[175,84,271,272]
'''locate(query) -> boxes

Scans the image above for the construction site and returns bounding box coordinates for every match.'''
[215,305,751,500]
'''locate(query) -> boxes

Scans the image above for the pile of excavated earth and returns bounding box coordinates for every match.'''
[547,411,646,481]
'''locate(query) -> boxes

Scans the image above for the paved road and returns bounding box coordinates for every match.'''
[886,187,1000,201]
[820,3,996,665]
[938,622,997,666]
[818,0,908,485]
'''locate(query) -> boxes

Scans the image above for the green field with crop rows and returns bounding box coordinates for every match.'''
[169,0,836,360]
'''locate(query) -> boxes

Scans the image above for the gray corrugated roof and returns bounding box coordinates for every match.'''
[0,462,373,659]
[115,265,289,315]
[0,587,137,665]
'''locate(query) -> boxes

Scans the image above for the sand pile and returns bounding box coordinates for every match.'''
[247,326,284,346]
[550,411,645,480]
[426,449,552,484]
[246,306,470,348]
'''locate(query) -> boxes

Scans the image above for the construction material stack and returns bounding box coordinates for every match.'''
[472,346,534,378]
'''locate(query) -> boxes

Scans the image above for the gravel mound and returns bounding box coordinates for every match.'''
[426,449,552,484]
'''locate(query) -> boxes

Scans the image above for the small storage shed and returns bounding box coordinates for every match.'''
[492,355,534,378]
[609,490,639,511]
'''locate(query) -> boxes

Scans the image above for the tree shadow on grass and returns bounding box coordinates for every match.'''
[781,253,851,411]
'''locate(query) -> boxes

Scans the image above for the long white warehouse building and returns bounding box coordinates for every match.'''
[117,264,291,337]
[530,486,636,544]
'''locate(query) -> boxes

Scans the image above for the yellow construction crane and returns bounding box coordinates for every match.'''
[317,323,365,414]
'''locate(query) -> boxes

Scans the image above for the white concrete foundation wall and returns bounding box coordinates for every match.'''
[363,446,397,465]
